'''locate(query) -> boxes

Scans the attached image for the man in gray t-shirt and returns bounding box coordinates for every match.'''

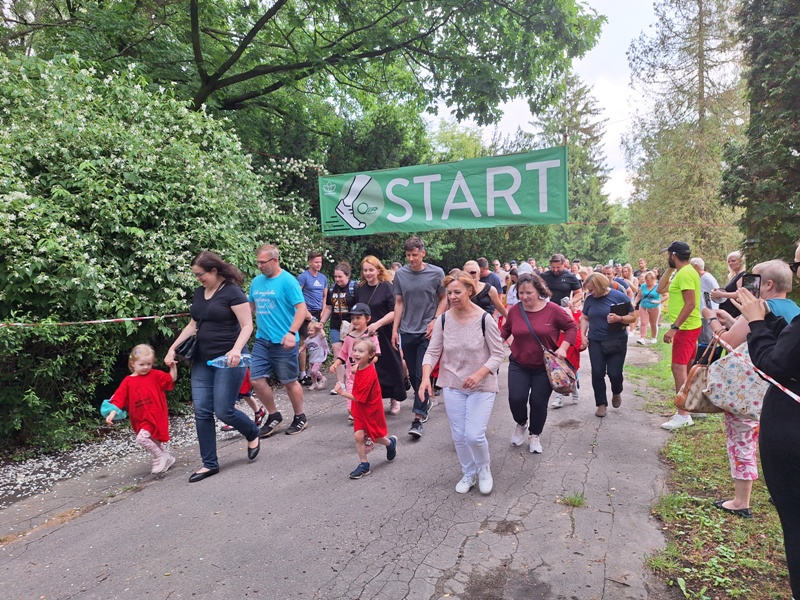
[392,236,446,439]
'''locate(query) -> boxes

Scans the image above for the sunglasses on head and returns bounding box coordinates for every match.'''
[791,261,800,275]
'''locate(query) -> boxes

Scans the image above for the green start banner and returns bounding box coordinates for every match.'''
[318,146,568,237]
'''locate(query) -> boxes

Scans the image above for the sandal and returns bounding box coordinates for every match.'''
[714,499,752,519]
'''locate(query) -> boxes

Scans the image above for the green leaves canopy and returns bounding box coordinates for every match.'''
[5,0,604,125]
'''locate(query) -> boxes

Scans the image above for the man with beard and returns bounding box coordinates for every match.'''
[541,254,583,305]
[658,241,702,430]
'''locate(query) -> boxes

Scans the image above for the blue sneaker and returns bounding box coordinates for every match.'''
[349,462,371,479]
[386,436,397,461]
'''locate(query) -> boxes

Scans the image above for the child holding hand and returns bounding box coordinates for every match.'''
[106,344,177,474]
[334,337,397,479]
[305,321,330,390]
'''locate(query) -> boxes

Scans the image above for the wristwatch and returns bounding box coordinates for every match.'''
[670,324,680,330]
[288,330,297,336]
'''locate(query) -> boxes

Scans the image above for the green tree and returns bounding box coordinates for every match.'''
[0,55,320,449]
[502,74,625,263]
[721,0,800,265]
[3,0,604,125]
[624,0,745,275]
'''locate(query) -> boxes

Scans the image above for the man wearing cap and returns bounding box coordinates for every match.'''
[249,244,309,437]
[541,253,583,305]
[392,236,447,439]
[658,241,702,431]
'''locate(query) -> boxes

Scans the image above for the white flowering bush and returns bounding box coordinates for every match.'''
[0,55,321,449]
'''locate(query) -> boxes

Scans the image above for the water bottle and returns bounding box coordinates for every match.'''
[207,354,252,368]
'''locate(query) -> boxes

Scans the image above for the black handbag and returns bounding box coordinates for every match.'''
[174,335,197,361]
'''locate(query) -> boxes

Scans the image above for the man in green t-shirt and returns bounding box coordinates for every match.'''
[657,241,702,430]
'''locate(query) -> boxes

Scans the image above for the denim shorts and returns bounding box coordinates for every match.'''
[251,338,299,384]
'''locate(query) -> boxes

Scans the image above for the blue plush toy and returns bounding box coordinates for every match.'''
[100,398,128,421]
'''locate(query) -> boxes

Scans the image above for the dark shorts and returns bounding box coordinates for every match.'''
[672,327,702,366]
[299,309,322,337]
[250,338,299,384]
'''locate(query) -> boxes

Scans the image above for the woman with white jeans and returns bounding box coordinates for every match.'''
[420,273,505,494]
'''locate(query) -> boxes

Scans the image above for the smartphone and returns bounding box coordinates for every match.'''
[741,273,761,298]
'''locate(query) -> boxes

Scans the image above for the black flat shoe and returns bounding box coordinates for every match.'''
[188,468,219,483]
[247,438,260,460]
[714,499,752,519]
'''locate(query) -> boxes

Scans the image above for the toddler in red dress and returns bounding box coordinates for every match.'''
[106,344,178,474]
[334,338,397,479]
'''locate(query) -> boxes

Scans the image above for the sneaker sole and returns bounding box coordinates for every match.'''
[349,470,371,479]
[285,422,307,435]
[259,424,283,438]
[408,429,422,438]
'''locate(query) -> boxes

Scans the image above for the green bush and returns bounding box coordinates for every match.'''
[0,55,321,450]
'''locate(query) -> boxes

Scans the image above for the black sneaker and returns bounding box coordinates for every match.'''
[259,412,283,438]
[349,462,371,479]
[301,375,313,387]
[408,420,423,438]
[386,435,397,461]
[285,413,307,435]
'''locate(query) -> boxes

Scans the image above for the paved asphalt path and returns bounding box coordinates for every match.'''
[0,341,677,599]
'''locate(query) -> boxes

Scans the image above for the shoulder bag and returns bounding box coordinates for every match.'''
[518,305,577,394]
[705,336,789,420]
[673,337,724,414]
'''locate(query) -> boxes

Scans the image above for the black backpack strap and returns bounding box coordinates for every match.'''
[481,312,487,336]
[440,313,446,329]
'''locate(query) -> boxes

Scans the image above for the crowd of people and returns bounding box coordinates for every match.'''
[104,236,800,599]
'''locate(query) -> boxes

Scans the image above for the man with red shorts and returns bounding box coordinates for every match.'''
[657,241,702,430]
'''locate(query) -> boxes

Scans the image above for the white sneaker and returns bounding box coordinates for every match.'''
[636,338,647,345]
[650,338,658,344]
[661,414,694,431]
[389,399,401,415]
[455,474,477,494]
[478,465,493,495]
[152,452,175,474]
[511,422,528,446]
[571,389,580,404]
[550,395,564,409]
[529,434,543,454]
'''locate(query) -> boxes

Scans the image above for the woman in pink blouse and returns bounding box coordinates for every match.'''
[501,273,577,454]
[420,273,505,495]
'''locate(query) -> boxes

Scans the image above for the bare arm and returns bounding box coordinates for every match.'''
[227,302,254,367]
[392,294,404,349]
[282,302,308,349]
[488,286,508,318]
[657,267,674,295]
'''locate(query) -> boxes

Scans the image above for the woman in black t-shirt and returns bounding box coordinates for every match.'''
[711,251,746,318]
[165,251,260,482]
[320,262,358,393]
[357,255,407,414]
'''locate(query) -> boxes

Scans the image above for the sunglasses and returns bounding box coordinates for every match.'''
[192,271,207,279]
[791,261,800,275]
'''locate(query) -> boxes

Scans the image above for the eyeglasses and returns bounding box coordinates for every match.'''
[192,271,207,279]
[256,258,277,266]
[791,261,800,274]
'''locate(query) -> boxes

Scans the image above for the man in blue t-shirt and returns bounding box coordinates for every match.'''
[249,244,309,437]
[297,251,328,386]
[602,265,634,300]
[478,257,503,295]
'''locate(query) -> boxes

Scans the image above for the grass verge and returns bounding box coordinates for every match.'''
[628,344,789,598]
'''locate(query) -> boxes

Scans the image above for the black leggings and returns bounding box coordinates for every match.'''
[507,361,552,435]
[587,338,627,406]
[760,390,800,598]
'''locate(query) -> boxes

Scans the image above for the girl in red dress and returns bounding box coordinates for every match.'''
[334,338,397,479]
[106,344,178,474]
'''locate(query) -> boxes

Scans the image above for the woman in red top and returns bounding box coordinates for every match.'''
[501,274,577,454]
